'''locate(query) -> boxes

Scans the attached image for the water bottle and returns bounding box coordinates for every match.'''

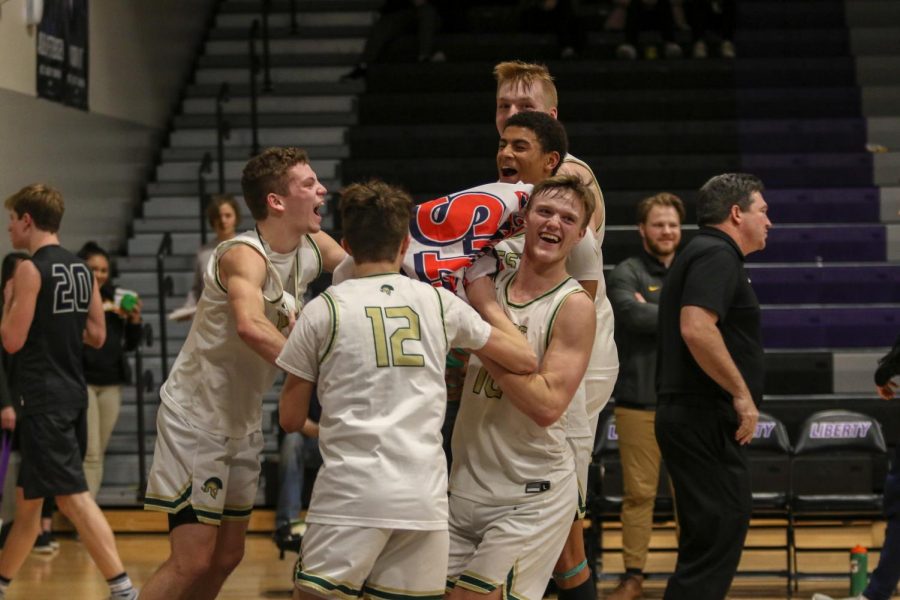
[850,545,868,595]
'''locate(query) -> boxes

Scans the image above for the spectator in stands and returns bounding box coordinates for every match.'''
[171,194,241,321]
[606,192,683,600]
[813,335,900,600]
[77,242,143,499]
[516,0,585,59]
[341,0,445,81]
[616,0,683,60]
[656,173,770,600]
[688,0,736,58]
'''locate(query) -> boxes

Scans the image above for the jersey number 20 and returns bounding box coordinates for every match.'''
[52,263,92,314]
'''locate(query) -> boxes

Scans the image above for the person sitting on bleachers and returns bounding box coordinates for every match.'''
[687,0,735,58]
[616,0,683,60]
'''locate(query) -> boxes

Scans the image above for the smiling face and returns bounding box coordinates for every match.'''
[639,205,682,261]
[497,126,559,185]
[495,80,557,135]
[85,254,110,288]
[523,188,586,266]
[273,162,328,234]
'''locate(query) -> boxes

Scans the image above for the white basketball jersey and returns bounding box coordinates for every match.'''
[563,154,618,410]
[160,229,322,438]
[450,270,586,506]
[277,272,492,530]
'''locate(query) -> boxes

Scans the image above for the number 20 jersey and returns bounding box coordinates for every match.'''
[18,245,93,414]
[276,273,492,530]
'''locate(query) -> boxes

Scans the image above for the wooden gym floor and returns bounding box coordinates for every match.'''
[2,512,887,599]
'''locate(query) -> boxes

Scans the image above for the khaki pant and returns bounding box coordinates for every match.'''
[615,406,662,571]
[83,384,122,498]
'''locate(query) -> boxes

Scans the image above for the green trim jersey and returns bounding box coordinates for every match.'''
[449,269,588,505]
[160,229,321,438]
[276,273,492,530]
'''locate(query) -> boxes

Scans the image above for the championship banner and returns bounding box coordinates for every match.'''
[36,0,88,110]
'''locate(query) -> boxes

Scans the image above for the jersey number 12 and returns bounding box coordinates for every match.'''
[365,306,424,368]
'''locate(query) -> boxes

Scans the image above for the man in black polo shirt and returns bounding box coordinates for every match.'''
[655,173,771,600]
[0,184,137,599]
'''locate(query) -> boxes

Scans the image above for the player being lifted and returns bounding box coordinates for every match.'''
[277,180,537,600]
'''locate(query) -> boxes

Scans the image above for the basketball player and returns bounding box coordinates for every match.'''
[277,180,537,600]
[0,184,137,599]
[447,174,596,600]
[140,147,346,600]
[494,60,619,597]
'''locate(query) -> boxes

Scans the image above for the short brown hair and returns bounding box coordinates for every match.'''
[241,147,309,220]
[206,194,242,229]
[340,180,412,263]
[493,61,559,109]
[697,173,765,226]
[528,174,595,229]
[636,192,685,225]
[4,183,64,233]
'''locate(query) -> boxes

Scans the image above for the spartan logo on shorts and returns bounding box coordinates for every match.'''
[380,284,394,296]
[201,477,224,499]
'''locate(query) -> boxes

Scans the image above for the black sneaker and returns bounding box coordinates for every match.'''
[272,524,301,559]
[32,531,58,554]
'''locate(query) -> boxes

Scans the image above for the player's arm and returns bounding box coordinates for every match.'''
[310,230,348,273]
[0,260,40,354]
[83,274,106,348]
[219,244,287,365]
[607,262,657,334]
[279,373,313,433]
[481,292,595,426]
[680,305,757,444]
[557,160,604,230]
[465,277,537,374]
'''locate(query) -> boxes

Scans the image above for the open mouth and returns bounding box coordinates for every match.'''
[538,232,561,244]
[499,167,519,180]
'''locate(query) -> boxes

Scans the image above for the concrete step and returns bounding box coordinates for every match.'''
[142,196,254,219]
[850,28,900,56]
[169,126,346,147]
[156,157,340,181]
[186,80,364,97]
[209,24,370,41]
[118,271,195,297]
[195,64,349,84]
[867,117,900,150]
[862,87,900,117]
[181,95,355,115]
[118,255,195,273]
[205,37,365,56]
[215,11,375,30]
[845,1,900,27]
[857,57,900,86]
[197,53,356,68]
[159,144,349,163]
[219,0,381,12]
[172,112,355,128]
[874,153,900,187]
[144,177,341,198]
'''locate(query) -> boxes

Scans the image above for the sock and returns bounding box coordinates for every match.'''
[107,572,137,600]
[0,575,11,598]
[624,567,643,579]
[556,574,595,600]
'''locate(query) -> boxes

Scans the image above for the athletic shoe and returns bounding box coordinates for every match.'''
[607,574,643,600]
[811,594,869,600]
[340,64,367,82]
[692,40,708,59]
[616,44,637,60]
[664,42,684,59]
[720,40,736,59]
[32,531,58,554]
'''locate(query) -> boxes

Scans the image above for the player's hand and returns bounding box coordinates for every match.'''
[126,299,143,323]
[1,406,16,431]
[877,381,897,401]
[732,394,758,445]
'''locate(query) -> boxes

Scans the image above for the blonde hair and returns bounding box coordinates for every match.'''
[493,61,558,109]
[4,183,64,233]
[529,174,595,229]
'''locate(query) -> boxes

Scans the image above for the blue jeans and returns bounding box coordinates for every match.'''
[275,432,305,529]
[864,445,900,600]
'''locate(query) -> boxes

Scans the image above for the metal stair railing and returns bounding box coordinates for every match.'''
[155,233,175,379]
[133,322,155,502]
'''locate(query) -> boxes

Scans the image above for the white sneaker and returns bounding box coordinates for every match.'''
[811,594,868,600]
[693,40,708,59]
[720,40,736,58]
[616,43,637,60]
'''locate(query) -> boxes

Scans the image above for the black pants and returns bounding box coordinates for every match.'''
[655,397,751,600]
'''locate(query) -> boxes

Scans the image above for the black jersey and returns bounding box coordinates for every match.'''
[17,245,93,415]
